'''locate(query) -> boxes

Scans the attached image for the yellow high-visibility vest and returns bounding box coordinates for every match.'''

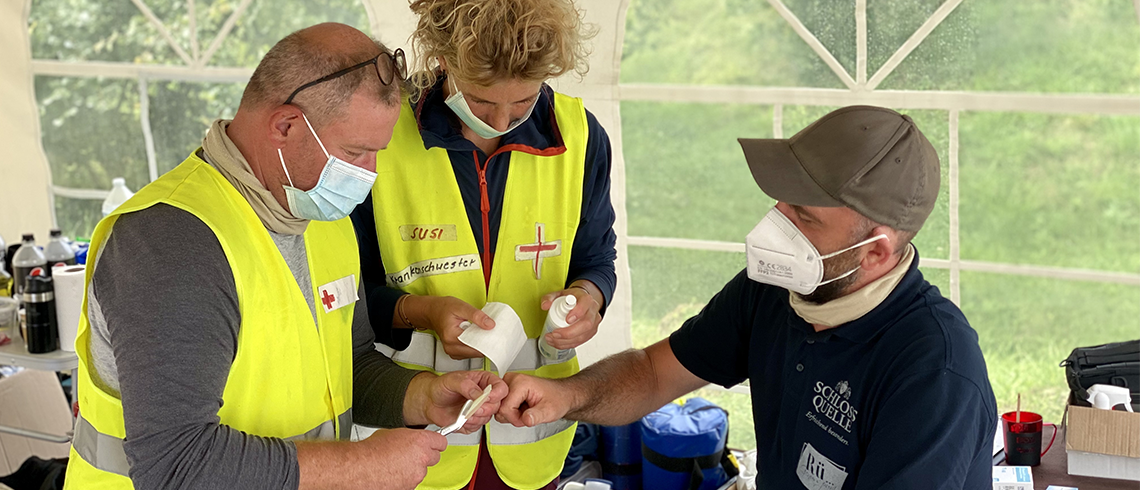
[371,92,588,490]
[64,153,358,489]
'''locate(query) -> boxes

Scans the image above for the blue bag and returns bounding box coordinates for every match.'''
[640,398,733,490]
[562,423,601,479]
[600,423,642,489]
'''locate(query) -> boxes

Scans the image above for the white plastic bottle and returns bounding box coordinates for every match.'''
[538,295,577,362]
[102,178,135,217]
[12,234,47,298]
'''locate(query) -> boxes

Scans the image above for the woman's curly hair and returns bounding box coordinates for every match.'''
[407,0,596,101]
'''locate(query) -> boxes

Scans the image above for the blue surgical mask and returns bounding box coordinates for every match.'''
[277,112,377,221]
[444,76,537,139]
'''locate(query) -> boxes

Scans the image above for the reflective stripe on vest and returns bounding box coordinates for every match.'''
[376,330,574,373]
[71,409,352,477]
[371,91,588,490]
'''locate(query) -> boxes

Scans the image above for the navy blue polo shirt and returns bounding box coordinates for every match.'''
[670,248,997,490]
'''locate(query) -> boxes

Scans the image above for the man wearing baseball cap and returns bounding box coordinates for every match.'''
[497,106,997,489]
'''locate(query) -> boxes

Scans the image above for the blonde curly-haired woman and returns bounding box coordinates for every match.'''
[350,1,615,489]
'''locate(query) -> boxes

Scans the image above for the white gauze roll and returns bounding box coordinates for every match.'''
[458,302,528,377]
[52,264,86,352]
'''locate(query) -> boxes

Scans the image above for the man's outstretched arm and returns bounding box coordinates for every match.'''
[497,339,708,428]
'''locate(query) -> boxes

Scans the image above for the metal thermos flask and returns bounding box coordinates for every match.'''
[23,275,59,354]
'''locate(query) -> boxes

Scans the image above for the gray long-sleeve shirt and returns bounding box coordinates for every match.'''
[85,203,420,490]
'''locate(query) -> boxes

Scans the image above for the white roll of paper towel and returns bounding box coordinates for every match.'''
[52,265,86,352]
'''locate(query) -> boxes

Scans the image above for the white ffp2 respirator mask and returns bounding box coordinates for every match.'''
[745,207,888,295]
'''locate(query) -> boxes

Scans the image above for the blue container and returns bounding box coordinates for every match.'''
[640,398,730,490]
[600,423,642,490]
[562,423,601,479]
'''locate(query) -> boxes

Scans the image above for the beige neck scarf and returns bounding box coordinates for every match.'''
[201,119,308,235]
[789,244,915,328]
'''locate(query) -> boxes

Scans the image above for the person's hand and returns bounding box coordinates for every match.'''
[496,373,572,428]
[356,428,447,489]
[297,428,446,489]
[413,295,495,359]
[407,371,508,433]
[539,286,602,350]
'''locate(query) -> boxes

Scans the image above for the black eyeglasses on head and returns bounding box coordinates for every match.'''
[283,48,406,106]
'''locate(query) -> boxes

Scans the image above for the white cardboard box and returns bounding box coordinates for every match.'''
[992,466,1033,490]
[1066,400,1140,482]
[1067,450,1140,482]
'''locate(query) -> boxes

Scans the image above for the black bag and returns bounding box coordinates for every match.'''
[1060,339,1139,411]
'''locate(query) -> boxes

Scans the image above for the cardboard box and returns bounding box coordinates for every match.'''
[1066,399,1140,481]
[992,466,1033,490]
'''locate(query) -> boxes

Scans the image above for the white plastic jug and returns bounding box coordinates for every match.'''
[102,178,135,216]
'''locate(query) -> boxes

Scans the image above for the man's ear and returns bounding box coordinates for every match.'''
[861,226,896,271]
[268,105,303,146]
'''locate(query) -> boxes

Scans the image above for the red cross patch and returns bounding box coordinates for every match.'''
[317,274,358,313]
[514,223,562,280]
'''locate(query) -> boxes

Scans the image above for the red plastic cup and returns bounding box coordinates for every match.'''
[1002,411,1057,466]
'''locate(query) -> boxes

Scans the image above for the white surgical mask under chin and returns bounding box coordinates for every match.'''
[444,76,537,140]
[277,112,378,222]
[744,207,888,295]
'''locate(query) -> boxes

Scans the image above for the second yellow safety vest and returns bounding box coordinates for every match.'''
[371,92,589,490]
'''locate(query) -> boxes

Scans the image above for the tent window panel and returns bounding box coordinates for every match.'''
[29,0,183,64]
[148,80,245,175]
[629,246,745,350]
[620,0,846,88]
[878,0,1140,93]
[963,271,1140,425]
[34,76,150,192]
[919,266,949,297]
[205,0,371,68]
[622,101,774,242]
[53,196,105,242]
[781,0,857,77]
[866,0,946,74]
[959,112,1140,272]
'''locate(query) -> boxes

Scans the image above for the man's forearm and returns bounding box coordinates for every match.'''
[561,341,709,426]
[296,441,368,490]
[561,349,676,426]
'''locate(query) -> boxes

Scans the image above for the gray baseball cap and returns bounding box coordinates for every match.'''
[738,105,940,232]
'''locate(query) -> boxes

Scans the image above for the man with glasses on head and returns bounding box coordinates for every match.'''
[64,23,505,490]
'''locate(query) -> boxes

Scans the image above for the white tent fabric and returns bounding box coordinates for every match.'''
[0,0,54,245]
[0,0,635,365]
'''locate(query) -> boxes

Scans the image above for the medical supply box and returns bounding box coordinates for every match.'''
[1065,394,1140,481]
[992,465,1033,490]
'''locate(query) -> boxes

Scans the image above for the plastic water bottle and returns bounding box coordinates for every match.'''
[12,234,48,298]
[538,295,577,362]
[45,229,76,268]
[102,178,134,216]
